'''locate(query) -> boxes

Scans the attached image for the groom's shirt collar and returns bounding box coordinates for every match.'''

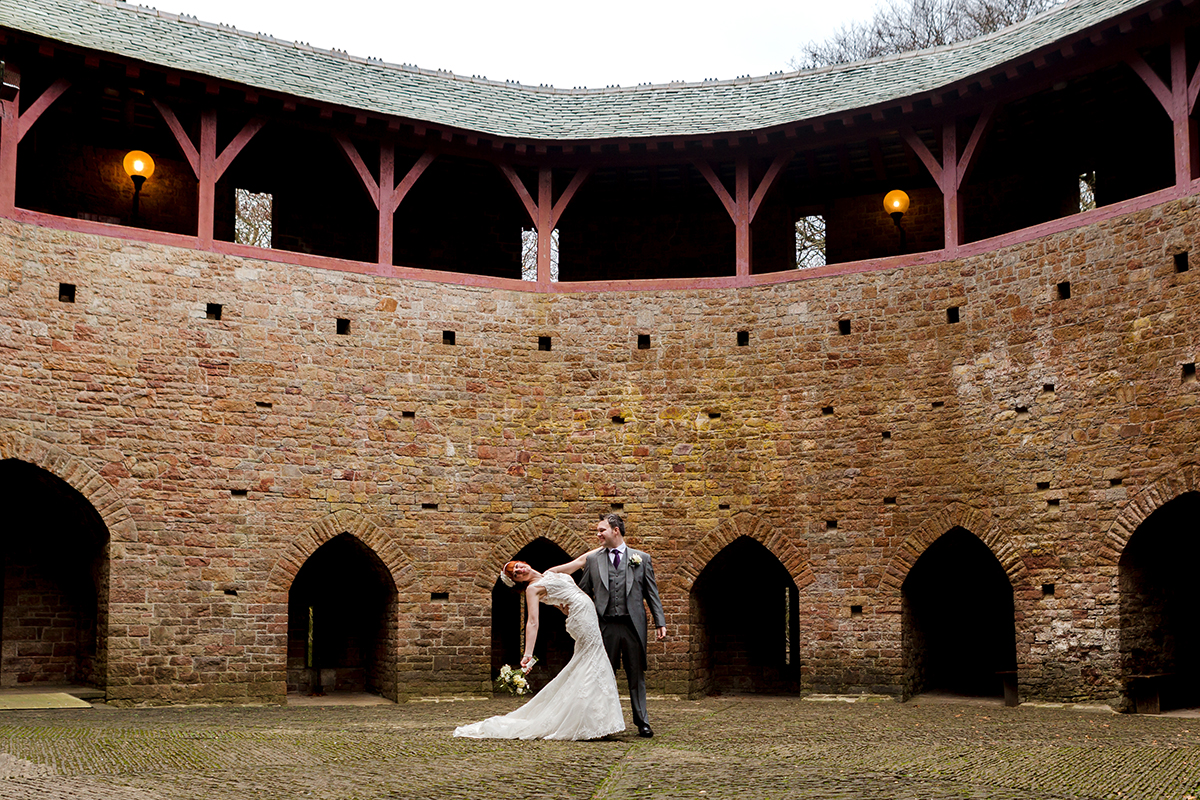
[609,544,627,556]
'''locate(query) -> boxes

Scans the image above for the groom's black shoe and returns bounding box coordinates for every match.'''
[637,725,653,738]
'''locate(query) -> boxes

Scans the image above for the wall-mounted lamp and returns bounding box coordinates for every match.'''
[883,189,909,253]
[122,150,155,223]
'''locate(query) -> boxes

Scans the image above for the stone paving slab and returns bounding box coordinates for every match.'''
[0,696,1197,799]
[0,692,93,711]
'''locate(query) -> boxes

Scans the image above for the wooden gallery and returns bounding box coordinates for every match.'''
[0,0,1198,711]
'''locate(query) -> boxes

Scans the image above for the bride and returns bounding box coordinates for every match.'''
[454,549,625,740]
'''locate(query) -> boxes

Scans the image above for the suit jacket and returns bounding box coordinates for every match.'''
[579,547,666,653]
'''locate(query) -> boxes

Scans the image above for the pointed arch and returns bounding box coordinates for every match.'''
[267,508,418,597]
[476,516,592,592]
[879,501,1027,599]
[0,431,135,542]
[673,513,811,593]
[1100,464,1200,566]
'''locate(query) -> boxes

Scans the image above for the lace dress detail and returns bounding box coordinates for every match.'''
[454,572,625,740]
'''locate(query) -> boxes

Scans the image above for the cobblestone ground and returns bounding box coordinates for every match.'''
[0,695,1199,799]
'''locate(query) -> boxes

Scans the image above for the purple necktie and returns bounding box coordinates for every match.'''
[612,549,621,569]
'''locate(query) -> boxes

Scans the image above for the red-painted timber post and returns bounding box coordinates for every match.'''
[153,100,265,247]
[694,151,793,276]
[0,72,70,217]
[1127,31,1199,186]
[336,135,436,267]
[902,105,994,255]
[499,164,593,284]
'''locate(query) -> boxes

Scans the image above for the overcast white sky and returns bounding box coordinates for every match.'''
[158,0,883,89]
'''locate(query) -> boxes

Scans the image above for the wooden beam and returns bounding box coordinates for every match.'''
[1126,51,1172,110]
[152,99,200,175]
[549,166,592,228]
[900,126,942,186]
[748,151,793,223]
[955,103,996,189]
[335,134,380,207]
[198,108,217,247]
[498,163,538,225]
[389,150,437,214]
[15,78,70,141]
[692,160,737,219]
[213,117,266,180]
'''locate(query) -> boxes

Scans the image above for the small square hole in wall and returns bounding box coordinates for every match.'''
[1036,481,1050,490]
[718,503,730,510]
[850,605,863,617]
[1016,405,1030,417]
[1056,281,1071,300]
[826,519,838,530]
[838,319,851,335]
[1047,498,1061,507]
[224,588,238,597]
[1184,363,1197,383]
[538,336,552,351]
[610,502,624,511]
[881,431,892,440]
[336,318,350,335]
[256,401,273,410]
[402,410,416,419]
[442,330,455,345]
[231,489,247,498]
[431,592,449,601]
[737,331,749,347]
[1175,252,1189,272]
[637,334,651,350]
[612,415,625,424]
[708,411,721,420]
[422,502,438,510]
[1042,583,1055,597]
[58,283,76,303]
[932,401,944,409]
[1110,477,1124,487]
[1043,383,1056,394]
[821,406,834,416]
[884,497,896,505]
[206,303,223,320]
[946,306,960,323]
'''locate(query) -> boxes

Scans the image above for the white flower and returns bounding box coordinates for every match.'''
[630,554,642,566]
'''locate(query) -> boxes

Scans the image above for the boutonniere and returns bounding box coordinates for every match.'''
[629,554,642,566]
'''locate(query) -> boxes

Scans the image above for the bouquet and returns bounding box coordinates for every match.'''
[495,659,537,695]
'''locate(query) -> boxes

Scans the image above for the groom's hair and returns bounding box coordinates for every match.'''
[602,513,625,537]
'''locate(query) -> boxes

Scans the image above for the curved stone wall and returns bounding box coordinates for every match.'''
[0,192,1197,704]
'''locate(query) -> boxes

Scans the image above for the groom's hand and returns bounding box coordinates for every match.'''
[655,626,667,641]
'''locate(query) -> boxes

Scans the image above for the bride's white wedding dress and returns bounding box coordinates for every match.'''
[454,571,625,740]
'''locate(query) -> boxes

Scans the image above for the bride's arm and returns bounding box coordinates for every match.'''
[547,546,604,575]
[520,584,542,672]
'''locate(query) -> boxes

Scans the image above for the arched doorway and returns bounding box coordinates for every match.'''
[689,536,800,696]
[0,459,108,689]
[901,527,1016,699]
[287,532,397,699]
[1119,491,1200,712]
[491,538,573,693]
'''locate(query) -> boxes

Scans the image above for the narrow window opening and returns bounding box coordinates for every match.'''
[838,319,851,335]
[736,330,749,347]
[1036,481,1051,491]
[946,306,960,324]
[431,592,450,601]
[422,502,439,510]
[1043,383,1056,394]
[612,415,625,424]
[1078,171,1096,213]
[234,188,273,248]
[442,330,455,345]
[610,502,624,511]
[881,431,892,440]
[401,410,416,419]
[538,336,552,351]
[932,401,944,409]
[826,519,838,530]
[58,283,76,303]
[1056,281,1071,300]
[708,412,722,420]
[795,214,826,268]
[336,318,350,335]
[850,605,863,617]
[1175,252,1190,273]
[1042,583,1055,597]
[637,334,651,350]
[520,227,560,282]
[231,489,247,498]
[224,588,239,597]
[1184,363,1197,383]
[206,303,223,320]
[1048,498,1061,507]
[255,401,273,410]
[718,503,730,510]
[883,497,896,505]
[821,406,834,416]
[1110,477,1124,487]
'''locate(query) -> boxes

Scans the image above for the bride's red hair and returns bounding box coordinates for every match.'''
[503,560,530,584]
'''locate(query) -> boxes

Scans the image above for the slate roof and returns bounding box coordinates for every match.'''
[0,0,1154,141]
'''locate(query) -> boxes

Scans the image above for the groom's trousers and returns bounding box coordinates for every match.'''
[600,615,649,729]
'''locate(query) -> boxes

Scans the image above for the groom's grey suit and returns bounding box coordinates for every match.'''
[579,546,665,731]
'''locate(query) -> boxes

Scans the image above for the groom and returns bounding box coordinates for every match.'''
[579,513,666,738]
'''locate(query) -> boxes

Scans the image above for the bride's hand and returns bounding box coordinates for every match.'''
[520,654,535,673]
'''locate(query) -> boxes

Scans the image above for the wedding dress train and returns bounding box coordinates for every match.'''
[454,571,625,740]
